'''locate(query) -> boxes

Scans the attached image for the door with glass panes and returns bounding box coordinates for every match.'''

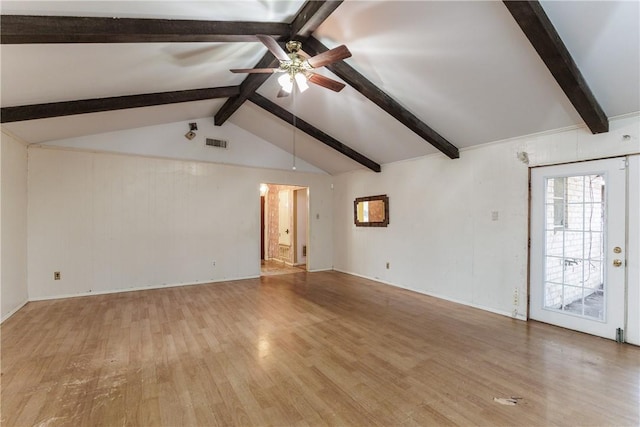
[530,158,626,339]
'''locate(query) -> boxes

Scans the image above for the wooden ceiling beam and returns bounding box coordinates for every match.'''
[249,93,381,172]
[214,54,280,126]
[0,15,288,44]
[302,37,459,160]
[503,1,608,134]
[0,86,239,123]
[214,1,344,126]
[289,1,345,39]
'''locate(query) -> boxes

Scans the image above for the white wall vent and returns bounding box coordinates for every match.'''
[205,138,228,149]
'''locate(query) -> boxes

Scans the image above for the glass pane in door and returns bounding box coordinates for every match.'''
[543,174,606,320]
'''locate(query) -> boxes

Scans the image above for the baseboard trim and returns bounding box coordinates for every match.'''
[28,275,261,302]
[21,270,528,322]
[1,299,29,323]
[333,268,528,321]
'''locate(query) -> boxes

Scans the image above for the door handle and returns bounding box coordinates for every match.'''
[613,259,623,267]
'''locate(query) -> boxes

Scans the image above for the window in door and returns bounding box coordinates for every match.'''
[543,174,606,320]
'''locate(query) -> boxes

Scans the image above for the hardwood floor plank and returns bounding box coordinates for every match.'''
[2,271,639,426]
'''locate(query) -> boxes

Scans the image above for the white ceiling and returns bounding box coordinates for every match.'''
[1,0,638,174]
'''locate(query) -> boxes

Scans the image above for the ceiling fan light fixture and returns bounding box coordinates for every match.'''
[294,73,309,92]
[278,73,293,93]
[231,36,351,96]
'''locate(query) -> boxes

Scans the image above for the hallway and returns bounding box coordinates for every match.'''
[260,259,306,276]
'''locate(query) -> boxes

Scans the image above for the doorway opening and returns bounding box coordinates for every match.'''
[260,183,309,276]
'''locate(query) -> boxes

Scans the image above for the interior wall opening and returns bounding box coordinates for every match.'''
[259,183,309,276]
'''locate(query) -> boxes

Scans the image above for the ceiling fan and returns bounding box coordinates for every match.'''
[230,35,352,97]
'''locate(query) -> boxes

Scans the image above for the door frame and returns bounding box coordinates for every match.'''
[260,195,265,260]
[294,188,309,268]
[625,155,639,344]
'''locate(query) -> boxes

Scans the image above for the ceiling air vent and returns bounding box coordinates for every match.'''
[205,138,228,149]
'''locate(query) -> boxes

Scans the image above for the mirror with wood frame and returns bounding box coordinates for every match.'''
[354,195,389,227]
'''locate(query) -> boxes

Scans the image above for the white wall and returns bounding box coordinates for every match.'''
[12,111,640,327]
[333,114,640,319]
[28,147,333,300]
[1,130,29,321]
[38,117,325,174]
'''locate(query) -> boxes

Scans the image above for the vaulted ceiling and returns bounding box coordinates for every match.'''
[1,1,639,174]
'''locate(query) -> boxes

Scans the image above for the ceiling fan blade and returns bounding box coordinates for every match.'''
[230,68,280,73]
[306,45,351,68]
[298,49,311,59]
[308,73,346,92]
[256,34,289,62]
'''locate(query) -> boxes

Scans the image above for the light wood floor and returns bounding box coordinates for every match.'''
[2,271,638,426]
[260,260,306,276]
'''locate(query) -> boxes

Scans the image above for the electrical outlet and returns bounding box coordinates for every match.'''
[54,271,61,280]
[212,261,216,267]
[386,262,390,269]
[513,288,519,306]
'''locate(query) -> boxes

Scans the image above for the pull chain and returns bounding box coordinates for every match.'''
[292,86,297,171]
